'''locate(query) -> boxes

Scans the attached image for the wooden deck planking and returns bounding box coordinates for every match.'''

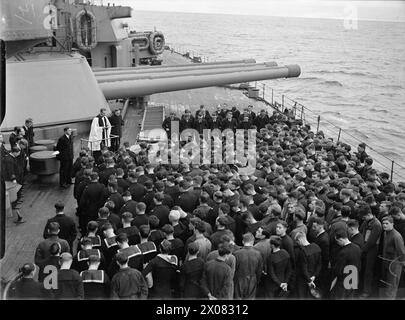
[1,126,114,283]
[121,105,143,146]
[0,176,78,283]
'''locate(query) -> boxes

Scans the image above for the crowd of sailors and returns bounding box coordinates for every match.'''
[2,104,405,300]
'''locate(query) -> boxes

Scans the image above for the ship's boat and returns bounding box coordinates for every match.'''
[131,34,150,51]
[75,9,97,51]
[129,31,165,55]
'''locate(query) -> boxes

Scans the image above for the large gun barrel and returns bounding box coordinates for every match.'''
[92,59,258,74]
[94,60,263,77]
[100,64,301,99]
[95,62,279,83]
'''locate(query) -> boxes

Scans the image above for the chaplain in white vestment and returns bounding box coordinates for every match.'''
[88,108,112,151]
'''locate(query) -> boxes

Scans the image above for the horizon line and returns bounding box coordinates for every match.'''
[133,9,405,23]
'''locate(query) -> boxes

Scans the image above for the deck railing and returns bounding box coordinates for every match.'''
[165,45,405,182]
[166,44,211,63]
[80,134,119,155]
[261,87,405,182]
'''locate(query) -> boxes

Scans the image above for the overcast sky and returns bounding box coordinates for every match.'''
[105,0,405,22]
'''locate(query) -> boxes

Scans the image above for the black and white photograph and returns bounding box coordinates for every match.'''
[1,0,405,306]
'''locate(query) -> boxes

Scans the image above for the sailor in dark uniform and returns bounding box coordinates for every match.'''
[96,207,118,237]
[8,263,48,299]
[201,242,234,299]
[179,109,195,132]
[99,158,117,186]
[35,222,70,267]
[265,236,292,298]
[247,105,256,122]
[55,127,74,188]
[108,233,144,278]
[132,202,150,228]
[77,220,102,253]
[37,242,61,283]
[72,149,88,180]
[222,111,238,131]
[108,109,124,152]
[209,112,222,130]
[141,239,179,299]
[73,237,105,273]
[231,106,240,120]
[140,181,155,214]
[80,255,111,299]
[74,168,92,206]
[347,219,365,250]
[253,109,270,130]
[127,171,146,202]
[137,225,158,264]
[43,201,77,252]
[175,180,199,214]
[194,112,208,135]
[312,218,330,297]
[356,142,368,164]
[105,182,125,214]
[238,113,253,130]
[116,212,140,246]
[162,111,180,139]
[103,202,122,231]
[22,118,35,149]
[2,146,25,223]
[179,242,205,299]
[119,191,138,216]
[294,232,322,299]
[149,194,171,228]
[53,253,84,300]
[110,252,148,299]
[330,228,361,299]
[8,126,23,148]
[78,172,108,233]
[115,168,129,194]
[164,176,181,203]
[148,215,166,248]
[100,223,119,268]
[233,233,263,299]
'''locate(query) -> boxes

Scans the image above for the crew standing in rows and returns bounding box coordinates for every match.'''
[7,102,405,300]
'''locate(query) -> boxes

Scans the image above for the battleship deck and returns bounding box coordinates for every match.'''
[0,50,270,286]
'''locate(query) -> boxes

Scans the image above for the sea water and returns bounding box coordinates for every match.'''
[130,11,405,179]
